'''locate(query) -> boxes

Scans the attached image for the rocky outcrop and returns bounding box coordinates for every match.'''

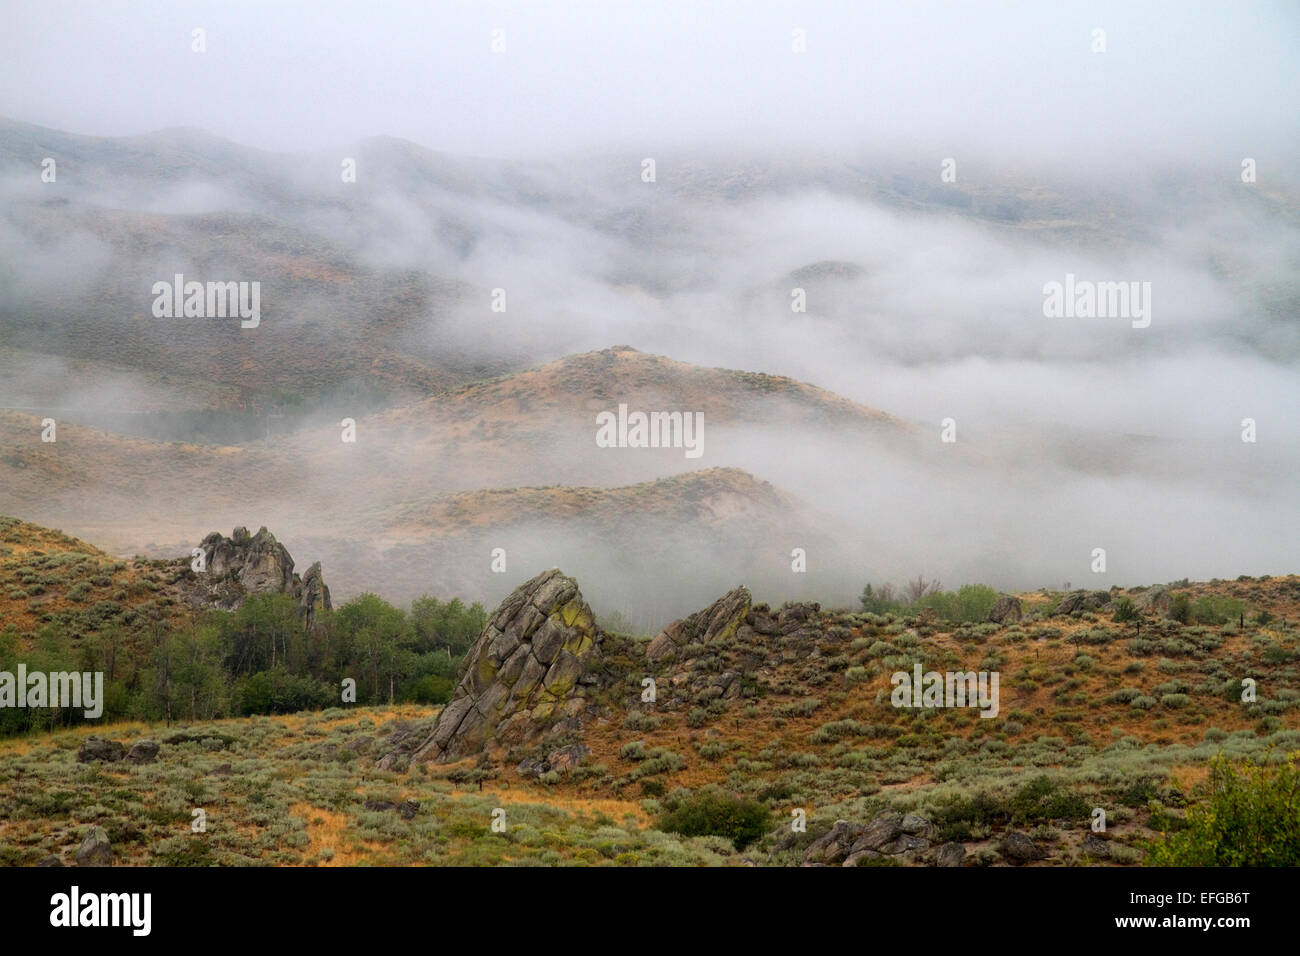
[517,743,590,778]
[78,736,160,765]
[1056,590,1111,615]
[646,586,752,663]
[202,526,294,593]
[298,561,332,628]
[988,594,1023,623]
[399,569,603,765]
[176,526,331,623]
[1134,587,1171,613]
[795,811,944,866]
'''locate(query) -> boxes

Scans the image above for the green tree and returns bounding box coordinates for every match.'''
[219,593,303,675]
[860,583,901,614]
[410,595,486,656]
[336,594,412,703]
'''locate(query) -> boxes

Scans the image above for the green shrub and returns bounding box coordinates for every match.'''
[929,791,1009,841]
[624,712,662,732]
[1190,595,1246,626]
[657,787,771,850]
[619,741,648,761]
[1011,775,1090,823]
[1147,753,1300,866]
[1112,597,1137,622]
[774,697,820,718]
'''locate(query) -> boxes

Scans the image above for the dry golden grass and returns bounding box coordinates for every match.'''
[290,802,372,866]
[460,787,653,827]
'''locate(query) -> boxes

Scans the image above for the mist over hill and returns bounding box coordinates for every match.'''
[1,115,1298,620]
[1,0,1298,621]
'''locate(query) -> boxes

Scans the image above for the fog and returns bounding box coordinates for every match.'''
[0,2,1296,623]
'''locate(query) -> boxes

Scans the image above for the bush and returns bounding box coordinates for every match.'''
[1190,595,1246,626]
[620,741,648,761]
[1167,594,1191,624]
[406,673,454,704]
[929,791,1009,841]
[1147,753,1300,866]
[1011,775,1090,823]
[774,697,820,718]
[657,787,771,850]
[1112,597,1137,622]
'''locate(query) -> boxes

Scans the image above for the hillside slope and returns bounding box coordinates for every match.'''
[1,553,1295,867]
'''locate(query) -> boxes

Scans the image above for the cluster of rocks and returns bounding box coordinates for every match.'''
[636,590,834,714]
[363,798,419,820]
[790,812,963,867]
[1056,590,1114,615]
[39,826,117,866]
[646,587,826,665]
[386,568,604,767]
[517,742,590,778]
[174,526,331,626]
[76,736,159,765]
[789,812,1085,867]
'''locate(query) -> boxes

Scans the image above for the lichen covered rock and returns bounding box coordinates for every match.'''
[646,586,752,663]
[174,526,331,623]
[406,568,602,764]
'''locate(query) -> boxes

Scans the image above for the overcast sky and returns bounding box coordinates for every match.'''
[3,0,1297,161]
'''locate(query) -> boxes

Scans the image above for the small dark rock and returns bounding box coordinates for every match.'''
[77,737,124,763]
[999,831,1048,863]
[935,842,966,867]
[125,740,159,764]
[1082,832,1110,858]
[75,826,114,866]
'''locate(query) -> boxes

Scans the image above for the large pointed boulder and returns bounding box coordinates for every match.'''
[407,568,602,765]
